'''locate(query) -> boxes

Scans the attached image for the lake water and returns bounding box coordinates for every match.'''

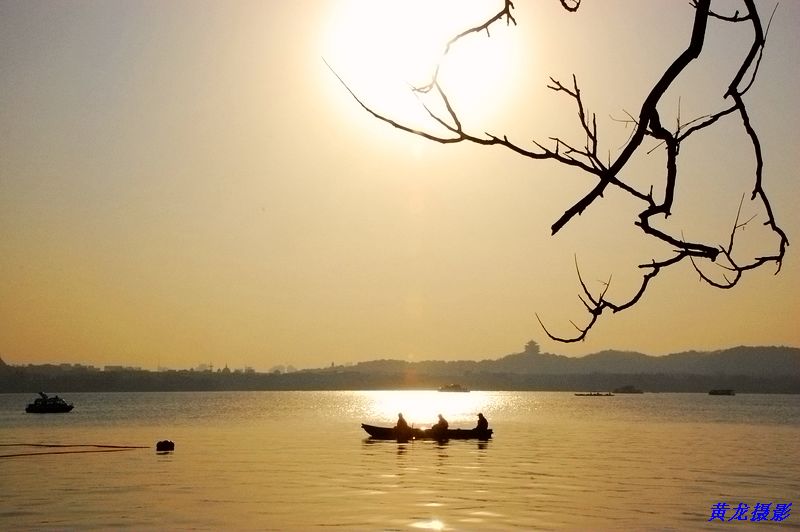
[1,391,798,531]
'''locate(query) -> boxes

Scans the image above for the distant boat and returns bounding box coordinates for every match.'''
[709,389,735,396]
[612,385,643,394]
[574,392,614,396]
[25,392,74,413]
[438,383,469,393]
[361,423,491,441]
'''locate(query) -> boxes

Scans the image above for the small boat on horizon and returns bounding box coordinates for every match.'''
[709,389,736,396]
[438,383,469,393]
[612,385,643,394]
[25,392,74,413]
[574,392,614,396]
[361,423,491,441]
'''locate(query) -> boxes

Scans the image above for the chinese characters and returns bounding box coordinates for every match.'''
[709,502,791,523]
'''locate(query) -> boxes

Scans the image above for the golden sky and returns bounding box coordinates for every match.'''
[1,0,798,370]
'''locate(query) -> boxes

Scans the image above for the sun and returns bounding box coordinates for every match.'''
[323,0,520,131]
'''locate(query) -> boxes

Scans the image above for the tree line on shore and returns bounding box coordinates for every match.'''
[1,344,797,393]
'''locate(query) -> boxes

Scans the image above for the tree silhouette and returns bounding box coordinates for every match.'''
[330,0,788,342]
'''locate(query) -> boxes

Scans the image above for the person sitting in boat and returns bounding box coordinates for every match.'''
[395,413,409,431]
[475,413,488,431]
[432,414,449,432]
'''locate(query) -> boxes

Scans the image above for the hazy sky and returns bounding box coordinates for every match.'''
[1,0,798,370]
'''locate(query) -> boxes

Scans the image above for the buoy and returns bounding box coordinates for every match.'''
[156,440,175,452]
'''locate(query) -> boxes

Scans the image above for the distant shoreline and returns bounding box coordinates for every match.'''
[2,345,798,394]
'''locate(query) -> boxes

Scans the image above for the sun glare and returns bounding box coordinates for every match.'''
[410,519,446,531]
[324,0,519,129]
[361,390,493,427]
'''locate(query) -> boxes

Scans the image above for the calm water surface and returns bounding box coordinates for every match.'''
[1,391,798,531]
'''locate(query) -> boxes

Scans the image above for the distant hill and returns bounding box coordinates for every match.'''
[345,345,800,378]
[1,344,798,393]
[655,346,800,377]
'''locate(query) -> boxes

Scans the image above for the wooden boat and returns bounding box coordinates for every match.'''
[361,423,492,441]
[25,392,74,413]
[709,389,735,395]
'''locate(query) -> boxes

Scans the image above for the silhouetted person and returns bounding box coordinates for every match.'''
[432,414,449,431]
[476,413,488,431]
[395,413,409,431]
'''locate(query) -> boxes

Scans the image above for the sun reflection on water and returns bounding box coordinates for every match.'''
[410,518,446,530]
[358,390,495,429]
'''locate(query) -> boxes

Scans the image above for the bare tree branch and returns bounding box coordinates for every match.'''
[415,0,517,95]
[551,0,712,236]
[331,0,789,342]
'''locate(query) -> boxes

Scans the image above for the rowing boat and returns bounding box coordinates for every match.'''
[361,423,492,441]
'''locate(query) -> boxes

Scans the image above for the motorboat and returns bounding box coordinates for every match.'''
[438,384,469,392]
[25,392,74,413]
